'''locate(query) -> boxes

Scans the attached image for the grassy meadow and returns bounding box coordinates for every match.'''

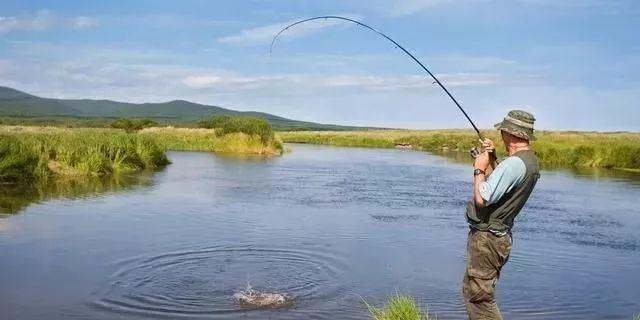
[279,130,640,171]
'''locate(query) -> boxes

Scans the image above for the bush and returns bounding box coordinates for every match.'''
[198,115,233,129]
[199,115,274,143]
[110,118,159,132]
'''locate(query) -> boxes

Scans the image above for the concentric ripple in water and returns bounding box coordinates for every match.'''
[92,245,346,318]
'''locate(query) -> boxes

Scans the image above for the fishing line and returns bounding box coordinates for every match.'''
[269,15,485,141]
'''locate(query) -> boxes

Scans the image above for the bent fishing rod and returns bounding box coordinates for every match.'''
[270,15,488,156]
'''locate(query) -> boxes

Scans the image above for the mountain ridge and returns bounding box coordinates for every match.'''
[0,86,364,130]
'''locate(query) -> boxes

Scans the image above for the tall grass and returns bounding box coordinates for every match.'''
[364,294,433,320]
[0,125,283,183]
[0,126,169,182]
[0,135,39,183]
[139,127,284,155]
[279,130,640,171]
[198,115,275,143]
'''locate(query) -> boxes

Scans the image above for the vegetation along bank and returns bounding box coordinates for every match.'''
[0,117,283,183]
[278,130,640,171]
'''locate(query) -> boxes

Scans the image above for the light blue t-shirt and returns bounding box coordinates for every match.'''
[479,156,526,205]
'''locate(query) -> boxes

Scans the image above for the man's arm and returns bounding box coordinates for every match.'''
[475,156,527,207]
[472,138,497,207]
[473,152,491,207]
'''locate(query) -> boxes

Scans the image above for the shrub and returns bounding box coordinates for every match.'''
[198,115,233,129]
[110,118,159,132]
[199,115,274,143]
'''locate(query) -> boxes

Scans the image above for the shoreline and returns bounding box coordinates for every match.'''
[278,130,640,172]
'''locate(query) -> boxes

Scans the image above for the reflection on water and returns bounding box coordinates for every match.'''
[0,173,155,214]
[0,145,639,320]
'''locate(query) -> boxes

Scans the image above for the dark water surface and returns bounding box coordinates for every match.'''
[1,144,639,319]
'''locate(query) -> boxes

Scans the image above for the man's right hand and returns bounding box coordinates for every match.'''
[474,150,491,171]
[480,138,495,153]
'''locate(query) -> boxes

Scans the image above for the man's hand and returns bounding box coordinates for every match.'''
[474,150,491,171]
[481,138,495,153]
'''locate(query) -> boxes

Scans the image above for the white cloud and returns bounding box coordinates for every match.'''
[182,75,224,88]
[217,14,362,45]
[74,16,99,29]
[180,71,512,92]
[0,9,98,34]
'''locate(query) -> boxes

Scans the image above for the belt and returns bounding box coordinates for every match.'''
[469,225,511,237]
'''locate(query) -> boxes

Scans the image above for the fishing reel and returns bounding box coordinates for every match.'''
[469,146,498,162]
[469,147,481,159]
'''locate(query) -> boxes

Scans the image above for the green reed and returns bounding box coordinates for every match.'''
[364,293,433,320]
[278,130,640,171]
[0,127,169,182]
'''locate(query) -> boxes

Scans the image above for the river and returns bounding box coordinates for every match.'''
[1,144,639,319]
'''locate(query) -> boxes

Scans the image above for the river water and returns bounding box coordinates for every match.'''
[1,144,639,319]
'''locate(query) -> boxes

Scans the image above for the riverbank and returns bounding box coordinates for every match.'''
[0,126,283,183]
[0,126,169,183]
[278,130,640,171]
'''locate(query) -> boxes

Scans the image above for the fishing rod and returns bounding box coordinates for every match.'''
[269,15,487,150]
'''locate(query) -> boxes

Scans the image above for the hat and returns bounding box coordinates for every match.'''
[494,110,536,141]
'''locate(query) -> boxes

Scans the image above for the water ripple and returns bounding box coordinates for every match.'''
[91,245,348,318]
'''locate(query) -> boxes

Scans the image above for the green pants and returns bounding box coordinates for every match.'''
[462,229,512,320]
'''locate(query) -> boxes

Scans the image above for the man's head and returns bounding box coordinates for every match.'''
[494,110,536,150]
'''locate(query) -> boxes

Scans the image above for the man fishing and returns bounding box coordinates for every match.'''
[463,110,540,320]
[270,18,541,319]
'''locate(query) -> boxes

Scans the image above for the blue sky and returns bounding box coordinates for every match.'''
[0,0,638,130]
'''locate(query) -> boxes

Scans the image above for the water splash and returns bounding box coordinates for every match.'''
[233,283,292,309]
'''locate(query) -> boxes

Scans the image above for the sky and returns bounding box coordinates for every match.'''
[0,0,638,131]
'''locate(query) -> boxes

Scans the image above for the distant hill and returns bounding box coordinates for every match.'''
[0,86,364,130]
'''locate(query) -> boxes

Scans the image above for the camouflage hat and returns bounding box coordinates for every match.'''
[494,110,536,141]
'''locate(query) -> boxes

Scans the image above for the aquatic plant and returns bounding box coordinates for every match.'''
[278,130,640,171]
[364,293,433,320]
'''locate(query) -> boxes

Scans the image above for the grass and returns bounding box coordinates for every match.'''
[364,293,433,320]
[198,115,275,143]
[139,127,283,155]
[0,126,169,182]
[0,125,283,183]
[278,129,640,171]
